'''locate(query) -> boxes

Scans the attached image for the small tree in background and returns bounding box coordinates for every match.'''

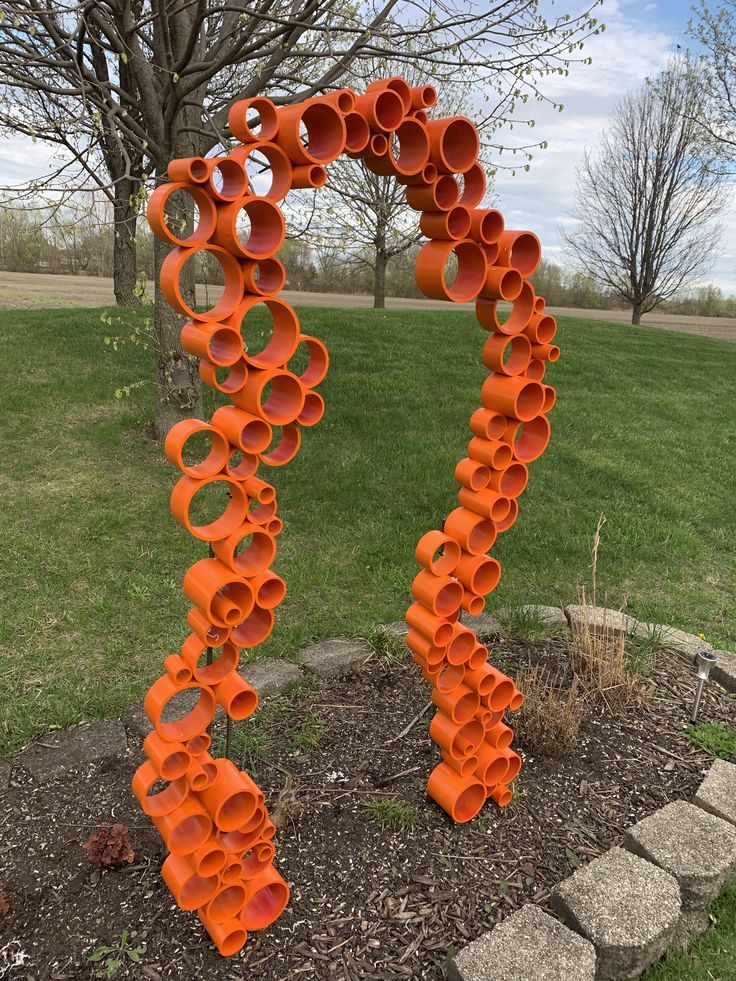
[564,58,729,324]
[689,1,736,172]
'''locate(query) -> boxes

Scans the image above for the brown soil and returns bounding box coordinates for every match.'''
[1,637,732,981]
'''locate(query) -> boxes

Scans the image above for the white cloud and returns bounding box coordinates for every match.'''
[491,3,736,294]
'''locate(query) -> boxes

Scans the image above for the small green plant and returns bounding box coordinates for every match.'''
[684,723,736,760]
[363,796,418,830]
[292,713,325,750]
[626,628,663,676]
[497,605,559,640]
[368,626,407,667]
[212,725,270,775]
[88,930,147,979]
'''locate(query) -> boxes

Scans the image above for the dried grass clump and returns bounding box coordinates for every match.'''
[569,589,645,711]
[515,666,585,759]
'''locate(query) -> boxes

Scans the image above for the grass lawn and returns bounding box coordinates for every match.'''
[1,303,735,754]
[644,884,736,980]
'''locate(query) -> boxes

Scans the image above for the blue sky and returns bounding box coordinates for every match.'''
[0,0,733,293]
[493,0,736,293]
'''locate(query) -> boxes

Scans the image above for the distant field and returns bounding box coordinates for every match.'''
[1,269,735,342]
[1,303,735,754]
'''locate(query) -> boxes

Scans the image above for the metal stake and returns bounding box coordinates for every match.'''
[691,650,718,723]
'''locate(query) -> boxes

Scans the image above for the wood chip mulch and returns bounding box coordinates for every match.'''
[0,635,733,981]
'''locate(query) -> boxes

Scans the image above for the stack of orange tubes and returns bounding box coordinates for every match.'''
[140,76,557,956]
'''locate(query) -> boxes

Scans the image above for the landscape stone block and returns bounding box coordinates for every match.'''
[711,649,736,693]
[564,604,637,638]
[459,611,502,641]
[122,701,152,741]
[299,638,372,678]
[447,905,596,981]
[384,620,409,638]
[243,657,304,698]
[624,801,736,909]
[551,846,680,981]
[17,720,128,783]
[694,759,736,828]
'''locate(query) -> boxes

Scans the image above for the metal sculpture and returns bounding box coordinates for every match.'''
[135,76,559,956]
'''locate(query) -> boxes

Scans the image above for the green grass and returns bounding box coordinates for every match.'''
[644,884,736,980]
[363,795,418,829]
[1,305,736,754]
[684,723,736,760]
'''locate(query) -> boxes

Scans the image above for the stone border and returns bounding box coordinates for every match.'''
[447,758,736,981]
[5,609,736,979]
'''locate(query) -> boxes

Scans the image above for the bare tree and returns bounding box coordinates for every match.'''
[564,59,729,324]
[0,1,602,436]
[689,1,736,170]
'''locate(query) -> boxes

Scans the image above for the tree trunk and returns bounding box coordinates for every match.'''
[113,180,140,307]
[631,302,643,324]
[152,181,202,439]
[374,249,387,309]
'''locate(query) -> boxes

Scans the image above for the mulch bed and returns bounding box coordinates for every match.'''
[1,633,733,981]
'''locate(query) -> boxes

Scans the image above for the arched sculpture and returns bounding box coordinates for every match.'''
[135,77,560,957]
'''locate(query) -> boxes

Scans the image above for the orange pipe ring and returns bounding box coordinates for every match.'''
[289,334,329,387]
[132,760,189,817]
[482,332,533,376]
[415,530,461,576]
[427,116,479,173]
[259,423,302,465]
[345,111,371,153]
[144,675,217,743]
[231,604,275,648]
[180,320,244,366]
[406,174,460,212]
[420,205,472,241]
[148,182,218,247]
[291,163,328,189]
[427,763,486,823]
[497,229,542,276]
[470,208,504,245]
[276,100,346,164]
[225,449,259,481]
[213,196,286,260]
[182,557,255,627]
[170,473,248,541]
[458,161,487,208]
[164,419,230,478]
[211,404,272,454]
[241,257,287,297]
[199,357,249,395]
[213,672,259,720]
[211,521,276,577]
[160,244,244,322]
[231,295,299,369]
[319,88,357,114]
[229,141,292,202]
[228,96,279,144]
[415,239,487,303]
[205,157,248,202]
[167,157,210,183]
[444,507,497,556]
[469,408,507,441]
[180,634,240,685]
[454,456,491,492]
[232,368,305,425]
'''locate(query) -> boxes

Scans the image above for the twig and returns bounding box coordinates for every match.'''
[382,700,433,746]
[374,765,421,787]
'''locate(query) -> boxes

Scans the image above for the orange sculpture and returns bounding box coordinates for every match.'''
[138,76,558,956]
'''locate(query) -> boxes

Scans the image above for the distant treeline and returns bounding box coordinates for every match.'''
[1,200,734,318]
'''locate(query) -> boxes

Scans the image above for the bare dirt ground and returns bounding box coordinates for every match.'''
[0,636,732,980]
[2,270,735,342]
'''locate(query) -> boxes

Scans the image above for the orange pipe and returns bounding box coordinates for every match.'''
[427,763,486,823]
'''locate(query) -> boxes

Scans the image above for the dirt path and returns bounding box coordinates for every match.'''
[2,270,735,342]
